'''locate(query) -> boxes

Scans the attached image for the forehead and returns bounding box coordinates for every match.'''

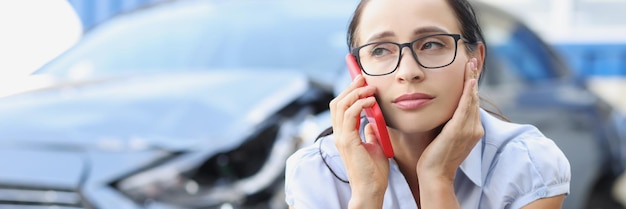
[356,0,460,43]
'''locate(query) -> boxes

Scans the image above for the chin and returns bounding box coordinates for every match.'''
[387,116,445,135]
[382,103,455,134]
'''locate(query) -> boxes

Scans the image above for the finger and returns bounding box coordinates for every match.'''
[330,75,364,126]
[469,59,481,119]
[453,61,477,118]
[363,123,388,158]
[336,87,376,113]
[342,96,376,133]
[465,58,480,110]
[330,76,375,116]
[330,76,374,131]
[338,97,377,146]
[472,58,479,79]
[333,85,376,128]
[461,79,480,127]
[467,59,483,140]
[363,123,379,145]
[469,79,481,132]
[462,58,479,86]
[332,75,366,108]
[463,59,470,81]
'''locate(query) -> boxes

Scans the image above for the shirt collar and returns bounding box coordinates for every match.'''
[458,109,498,187]
[459,135,483,187]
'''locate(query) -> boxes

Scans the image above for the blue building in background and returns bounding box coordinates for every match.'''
[476,0,626,78]
[555,43,626,78]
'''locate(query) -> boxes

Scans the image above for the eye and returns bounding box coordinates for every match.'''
[371,47,390,56]
[365,43,396,58]
[420,41,445,50]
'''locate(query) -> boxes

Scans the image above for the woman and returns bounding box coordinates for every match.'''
[285,0,570,208]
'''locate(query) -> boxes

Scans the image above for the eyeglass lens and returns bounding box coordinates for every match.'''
[357,34,459,75]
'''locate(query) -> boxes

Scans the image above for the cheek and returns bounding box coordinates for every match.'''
[365,76,392,96]
[449,70,465,101]
[431,65,466,111]
[447,69,466,98]
[432,64,466,90]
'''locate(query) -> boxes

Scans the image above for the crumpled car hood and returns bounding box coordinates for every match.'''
[0,70,309,152]
[0,70,311,208]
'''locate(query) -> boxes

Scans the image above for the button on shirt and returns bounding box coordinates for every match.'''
[285,109,571,209]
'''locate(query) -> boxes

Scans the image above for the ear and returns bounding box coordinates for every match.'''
[472,42,486,80]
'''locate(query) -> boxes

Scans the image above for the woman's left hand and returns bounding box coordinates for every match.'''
[416,58,484,182]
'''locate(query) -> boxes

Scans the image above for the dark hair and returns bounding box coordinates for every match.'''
[348,0,485,67]
[317,0,508,141]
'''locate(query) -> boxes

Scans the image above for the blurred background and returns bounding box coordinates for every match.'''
[0,0,624,208]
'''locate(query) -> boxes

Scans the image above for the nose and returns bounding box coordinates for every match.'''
[394,47,425,82]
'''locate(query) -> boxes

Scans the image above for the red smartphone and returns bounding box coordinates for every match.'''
[346,54,394,158]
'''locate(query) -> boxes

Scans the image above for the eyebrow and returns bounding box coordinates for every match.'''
[364,26,450,43]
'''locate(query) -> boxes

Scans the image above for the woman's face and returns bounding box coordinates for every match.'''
[355,0,473,134]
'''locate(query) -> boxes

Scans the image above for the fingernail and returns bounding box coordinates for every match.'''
[472,58,478,71]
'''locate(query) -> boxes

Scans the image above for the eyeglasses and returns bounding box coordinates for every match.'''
[352,34,469,76]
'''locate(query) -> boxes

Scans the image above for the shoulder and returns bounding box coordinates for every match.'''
[286,134,347,182]
[284,135,351,208]
[480,110,571,208]
[480,110,571,174]
[493,129,571,187]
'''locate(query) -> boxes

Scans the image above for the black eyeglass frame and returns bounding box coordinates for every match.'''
[351,33,470,76]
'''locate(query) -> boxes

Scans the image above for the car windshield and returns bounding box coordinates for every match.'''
[36,1,354,85]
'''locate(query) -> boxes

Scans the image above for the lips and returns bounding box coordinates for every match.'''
[392,93,434,110]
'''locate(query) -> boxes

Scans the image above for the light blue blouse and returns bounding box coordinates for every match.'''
[285,109,570,209]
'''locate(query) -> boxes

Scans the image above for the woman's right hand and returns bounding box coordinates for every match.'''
[329,75,390,208]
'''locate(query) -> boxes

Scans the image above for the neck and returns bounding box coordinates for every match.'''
[388,126,441,208]
[389,126,439,167]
